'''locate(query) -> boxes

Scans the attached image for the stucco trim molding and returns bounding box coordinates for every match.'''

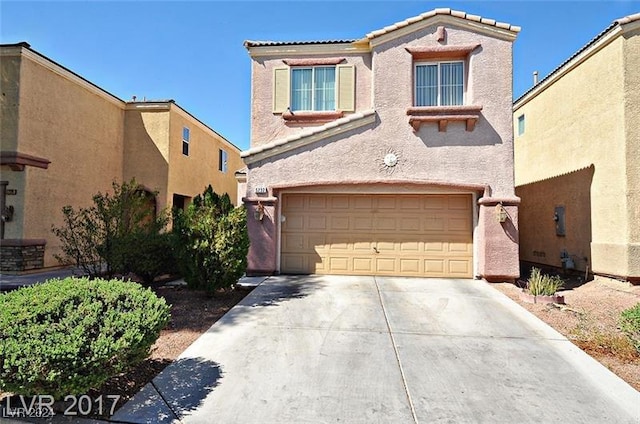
[270,179,490,196]
[242,110,376,164]
[407,105,482,132]
[282,110,344,123]
[283,58,345,66]
[405,44,480,59]
[243,197,278,204]
[1,151,51,171]
[477,196,521,206]
[0,239,47,247]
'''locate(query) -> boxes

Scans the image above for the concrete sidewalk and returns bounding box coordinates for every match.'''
[0,267,83,291]
[113,275,640,423]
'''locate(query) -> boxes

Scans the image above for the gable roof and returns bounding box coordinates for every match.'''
[241,110,376,164]
[514,12,640,108]
[365,8,520,40]
[245,8,519,50]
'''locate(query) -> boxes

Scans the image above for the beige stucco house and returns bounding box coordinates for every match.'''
[241,9,521,281]
[513,13,639,283]
[0,42,243,271]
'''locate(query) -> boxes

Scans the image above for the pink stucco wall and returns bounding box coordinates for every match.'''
[250,53,372,145]
[244,19,520,281]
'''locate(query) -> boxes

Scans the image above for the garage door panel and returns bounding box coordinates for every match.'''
[281,193,472,278]
[331,196,350,209]
[353,257,374,272]
[354,216,374,230]
[308,215,327,230]
[330,216,350,230]
[400,259,420,273]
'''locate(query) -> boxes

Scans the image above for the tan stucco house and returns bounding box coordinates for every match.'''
[0,42,243,271]
[514,13,640,283]
[241,8,521,281]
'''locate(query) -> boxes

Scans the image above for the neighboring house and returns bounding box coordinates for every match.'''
[0,42,243,271]
[241,8,521,281]
[513,13,640,283]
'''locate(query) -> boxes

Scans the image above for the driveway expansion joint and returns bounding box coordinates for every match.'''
[374,276,419,424]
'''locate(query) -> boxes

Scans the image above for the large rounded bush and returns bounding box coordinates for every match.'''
[0,277,170,399]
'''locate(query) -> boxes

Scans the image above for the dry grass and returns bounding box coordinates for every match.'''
[493,276,640,391]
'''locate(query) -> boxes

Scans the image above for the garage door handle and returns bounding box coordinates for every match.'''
[373,247,379,254]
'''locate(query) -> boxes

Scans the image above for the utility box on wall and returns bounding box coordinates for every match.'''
[554,206,566,236]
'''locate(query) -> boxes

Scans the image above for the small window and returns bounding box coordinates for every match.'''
[415,61,464,106]
[517,114,525,136]
[182,127,190,156]
[291,66,336,111]
[219,149,228,173]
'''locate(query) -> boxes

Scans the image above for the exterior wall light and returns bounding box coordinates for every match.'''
[495,202,508,223]
[254,201,265,221]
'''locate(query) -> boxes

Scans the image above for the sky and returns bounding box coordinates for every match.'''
[1,1,638,151]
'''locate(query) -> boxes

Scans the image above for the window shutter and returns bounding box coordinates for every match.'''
[336,64,355,112]
[272,67,290,114]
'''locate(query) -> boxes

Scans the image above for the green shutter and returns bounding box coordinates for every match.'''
[336,64,355,112]
[272,67,290,114]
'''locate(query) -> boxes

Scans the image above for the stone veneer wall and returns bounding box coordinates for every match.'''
[0,239,46,271]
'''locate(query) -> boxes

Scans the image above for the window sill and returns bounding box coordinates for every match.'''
[282,110,344,124]
[406,105,483,132]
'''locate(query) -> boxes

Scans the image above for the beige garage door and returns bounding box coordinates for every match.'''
[281,193,473,278]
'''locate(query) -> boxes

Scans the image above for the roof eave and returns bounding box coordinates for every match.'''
[514,17,640,110]
[242,110,376,165]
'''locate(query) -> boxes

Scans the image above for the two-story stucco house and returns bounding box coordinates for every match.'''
[514,13,640,283]
[241,9,521,281]
[0,42,243,271]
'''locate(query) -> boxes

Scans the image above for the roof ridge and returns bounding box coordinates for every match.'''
[365,8,520,39]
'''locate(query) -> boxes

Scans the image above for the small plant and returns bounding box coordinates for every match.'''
[620,303,640,353]
[0,277,170,399]
[526,267,565,296]
[172,185,249,294]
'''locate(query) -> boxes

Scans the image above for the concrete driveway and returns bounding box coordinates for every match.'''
[114,276,640,423]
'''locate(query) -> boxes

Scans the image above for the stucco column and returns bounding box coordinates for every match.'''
[244,197,278,276]
[477,197,520,282]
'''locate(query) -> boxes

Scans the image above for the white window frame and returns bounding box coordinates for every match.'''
[414,60,465,107]
[517,114,525,136]
[219,148,228,173]
[290,66,336,112]
[182,127,190,156]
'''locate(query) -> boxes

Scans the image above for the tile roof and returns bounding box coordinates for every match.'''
[244,39,357,48]
[514,12,640,105]
[365,8,520,39]
[244,8,519,49]
[241,110,376,159]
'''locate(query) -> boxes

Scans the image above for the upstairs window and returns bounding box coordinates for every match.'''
[415,61,464,106]
[219,148,228,173]
[290,66,336,111]
[182,127,190,156]
[517,114,525,135]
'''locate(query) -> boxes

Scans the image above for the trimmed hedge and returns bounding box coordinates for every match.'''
[620,302,640,353]
[0,277,170,399]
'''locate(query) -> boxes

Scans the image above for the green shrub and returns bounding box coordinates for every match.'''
[119,231,178,284]
[526,267,564,296]
[52,179,170,279]
[0,277,170,399]
[172,186,249,294]
[620,303,640,353]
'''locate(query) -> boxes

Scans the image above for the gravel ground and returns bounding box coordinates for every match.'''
[492,276,640,391]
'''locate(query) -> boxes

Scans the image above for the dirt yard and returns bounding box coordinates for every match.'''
[492,276,640,391]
